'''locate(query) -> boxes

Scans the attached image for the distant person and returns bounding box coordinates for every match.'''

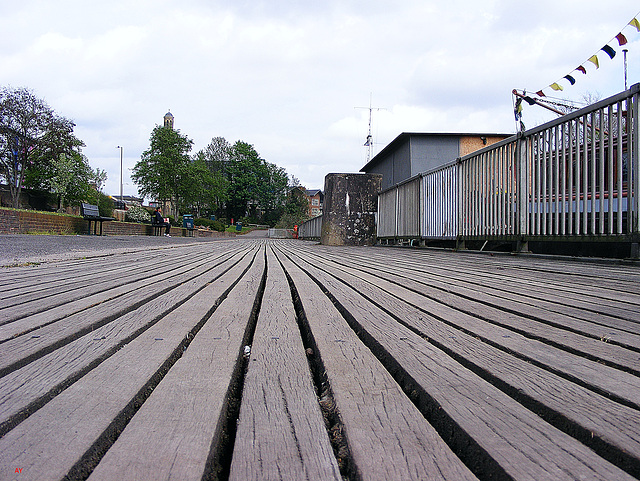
[153,207,171,236]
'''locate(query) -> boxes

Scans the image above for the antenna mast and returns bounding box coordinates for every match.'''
[356,94,385,163]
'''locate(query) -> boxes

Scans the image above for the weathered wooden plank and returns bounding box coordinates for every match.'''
[87,247,266,481]
[279,245,640,475]
[0,245,248,373]
[229,248,342,481]
[286,247,636,480]
[292,246,640,407]
[363,248,640,317]
[0,248,217,323]
[275,247,478,480]
[313,248,640,356]
[0,247,261,480]
[0,249,175,300]
[0,248,257,431]
[320,247,640,328]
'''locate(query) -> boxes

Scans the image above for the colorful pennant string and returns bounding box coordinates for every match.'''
[535,13,640,97]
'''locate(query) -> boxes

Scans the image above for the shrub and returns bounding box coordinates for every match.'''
[211,220,225,232]
[194,217,225,232]
[125,205,151,223]
[85,191,114,218]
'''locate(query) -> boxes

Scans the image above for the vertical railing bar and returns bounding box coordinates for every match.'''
[582,113,589,234]
[548,127,554,235]
[560,122,567,235]
[510,141,516,234]
[575,117,582,234]
[532,133,538,234]
[542,130,548,235]
[590,111,597,235]
[468,159,473,237]
[470,158,475,236]
[489,150,498,235]
[482,152,488,236]
[568,119,574,234]
[499,146,505,236]
[598,107,606,235]
[633,91,640,234]
[480,153,485,236]
[608,104,615,234]
[624,96,632,234]
[617,100,624,234]
[465,160,469,238]
[492,150,497,235]
[554,125,560,235]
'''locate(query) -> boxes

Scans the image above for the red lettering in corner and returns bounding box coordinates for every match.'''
[14,468,23,473]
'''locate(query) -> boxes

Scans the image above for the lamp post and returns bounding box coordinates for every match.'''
[116,146,123,202]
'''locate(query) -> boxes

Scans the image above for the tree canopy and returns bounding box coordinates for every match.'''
[225,141,288,223]
[0,86,90,208]
[132,125,196,217]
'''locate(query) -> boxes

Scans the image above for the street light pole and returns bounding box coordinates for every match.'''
[117,146,123,202]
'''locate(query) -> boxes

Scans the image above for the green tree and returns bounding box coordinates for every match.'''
[276,186,310,228]
[197,136,232,177]
[0,86,84,208]
[132,125,194,217]
[192,137,230,216]
[225,141,289,224]
[181,156,226,217]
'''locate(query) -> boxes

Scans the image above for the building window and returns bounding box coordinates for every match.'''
[312,198,319,206]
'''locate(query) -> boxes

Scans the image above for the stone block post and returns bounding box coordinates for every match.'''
[321,173,382,246]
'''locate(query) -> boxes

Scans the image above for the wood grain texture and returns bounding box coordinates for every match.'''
[275,247,478,481]
[1,239,639,480]
[229,248,342,481]
[87,249,266,481]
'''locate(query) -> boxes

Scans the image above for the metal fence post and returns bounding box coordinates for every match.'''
[516,132,530,251]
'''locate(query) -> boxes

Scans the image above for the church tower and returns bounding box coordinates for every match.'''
[163,111,174,129]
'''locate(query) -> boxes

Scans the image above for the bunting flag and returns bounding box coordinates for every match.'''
[601,45,616,59]
[533,13,640,97]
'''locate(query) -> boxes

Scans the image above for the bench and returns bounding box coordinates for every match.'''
[81,202,114,235]
[150,218,164,236]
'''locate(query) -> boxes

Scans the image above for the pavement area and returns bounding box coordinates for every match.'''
[0,230,268,267]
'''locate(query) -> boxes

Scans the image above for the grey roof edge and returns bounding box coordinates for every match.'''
[360,131,512,172]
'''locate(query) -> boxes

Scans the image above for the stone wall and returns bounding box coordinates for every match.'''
[0,208,231,238]
[320,173,382,246]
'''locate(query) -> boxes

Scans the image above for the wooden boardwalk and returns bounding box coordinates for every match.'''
[1,238,639,480]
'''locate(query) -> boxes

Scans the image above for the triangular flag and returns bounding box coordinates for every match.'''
[564,75,576,85]
[550,83,564,91]
[576,65,587,74]
[588,55,600,69]
[601,45,616,59]
[630,18,640,32]
[536,90,546,97]
[616,33,628,46]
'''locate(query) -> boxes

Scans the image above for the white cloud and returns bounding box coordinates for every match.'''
[1,0,639,196]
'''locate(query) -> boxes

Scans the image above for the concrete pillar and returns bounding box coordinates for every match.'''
[321,173,382,246]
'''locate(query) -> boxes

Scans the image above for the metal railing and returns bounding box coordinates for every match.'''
[268,228,294,239]
[378,83,640,245]
[298,215,323,239]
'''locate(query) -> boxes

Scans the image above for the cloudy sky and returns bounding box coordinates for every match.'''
[2,0,639,197]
